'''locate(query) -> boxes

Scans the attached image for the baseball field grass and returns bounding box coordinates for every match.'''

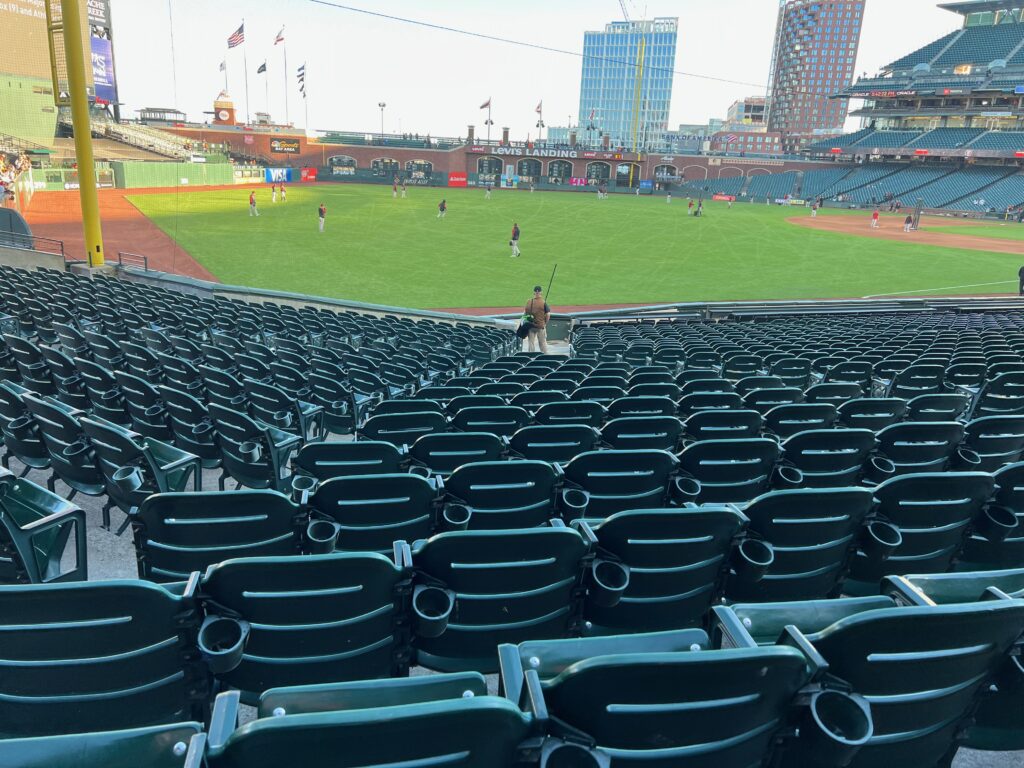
[930,223,1024,242]
[127,183,1023,309]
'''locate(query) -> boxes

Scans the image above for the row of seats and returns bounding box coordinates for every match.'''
[1,568,1021,765]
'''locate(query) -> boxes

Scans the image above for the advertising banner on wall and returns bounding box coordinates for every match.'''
[300,168,318,182]
[448,172,468,188]
[90,36,117,103]
[87,0,111,27]
[265,168,294,183]
[270,138,301,154]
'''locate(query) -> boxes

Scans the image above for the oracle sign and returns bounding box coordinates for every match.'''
[448,172,468,187]
[830,148,843,154]
[914,149,930,156]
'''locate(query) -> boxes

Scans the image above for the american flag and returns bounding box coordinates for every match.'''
[227,23,245,49]
[274,27,285,45]
[725,134,739,144]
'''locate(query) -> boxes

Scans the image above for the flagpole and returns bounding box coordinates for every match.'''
[264,65,269,118]
[487,103,492,143]
[242,18,250,125]
[283,40,290,126]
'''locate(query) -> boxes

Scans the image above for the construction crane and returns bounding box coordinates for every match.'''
[618,0,631,21]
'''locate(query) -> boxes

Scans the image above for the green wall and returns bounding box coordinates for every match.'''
[111,161,235,189]
[0,75,58,146]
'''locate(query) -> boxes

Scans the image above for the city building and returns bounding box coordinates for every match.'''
[726,97,768,130]
[709,131,784,155]
[766,0,865,153]
[578,18,678,151]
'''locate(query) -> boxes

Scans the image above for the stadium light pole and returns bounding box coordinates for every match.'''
[57,0,105,267]
[378,102,386,140]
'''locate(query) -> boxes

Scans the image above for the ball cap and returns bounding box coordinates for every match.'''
[533,286,543,292]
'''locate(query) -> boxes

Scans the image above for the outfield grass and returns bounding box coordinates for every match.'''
[928,223,1024,242]
[127,184,1023,309]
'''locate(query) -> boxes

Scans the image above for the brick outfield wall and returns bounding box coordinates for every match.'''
[164,127,836,182]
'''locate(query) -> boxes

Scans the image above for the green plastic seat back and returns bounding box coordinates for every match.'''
[446,394,506,415]
[509,390,567,410]
[310,473,435,553]
[570,386,627,405]
[606,396,677,420]
[837,398,907,431]
[589,508,746,632]
[135,491,300,582]
[875,421,966,470]
[564,449,680,517]
[960,461,1024,570]
[370,399,444,418]
[677,392,744,418]
[764,404,837,439]
[542,648,809,765]
[508,425,600,465]
[444,460,558,529]
[899,569,1024,604]
[159,386,220,464]
[0,722,203,768]
[413,527,589,672]
[963,415,1024,470]
[0,381,50,468]
[974,371,1024,417]
[906,393,970,423]
[209,404,276,488]
[21,394,105,495]
[849,472,995,590]
[0,472,83,584]
[359,411,448,446]
[209,698,530,768]
[684,409,762,442]
[408,432,505,474]
[781,428,875,485]
[732,487,874,602]
[807,602,1024,766]
[888,364,946,399]
[293,441,404,479]
[450,406,529,438]
[533,400,606,428]
[601,416,683,451]
[79,416,157,511]
[678,439,780,504]
[201,553,405,695]
[0,580,202,736]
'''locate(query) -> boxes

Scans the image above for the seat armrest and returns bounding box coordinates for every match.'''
[710,605,759,649]
[778,625,829,678]
[207,691,241,752]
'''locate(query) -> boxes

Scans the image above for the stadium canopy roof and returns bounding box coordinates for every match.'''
[937,1,1024,15]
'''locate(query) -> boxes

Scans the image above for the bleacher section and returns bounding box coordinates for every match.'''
[820,163,902,198]
[682,175,746,197]
[798,167,854,199]
[906,128,984,150]
[843,165,952,204]
[2,265,1024,765]
[885,29,961,69]
[969,131,1024,151]
[852,131,924,149]
[931,22,1024,67]
[804,127,875,153]
[744,171,798,201]
[912,166,1014,208]
[946,171,1024,211]
[807,128,1024,155]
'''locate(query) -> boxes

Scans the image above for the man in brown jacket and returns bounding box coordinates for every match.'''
[524,285,550,353]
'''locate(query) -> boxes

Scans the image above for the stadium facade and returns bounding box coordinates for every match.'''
[767,0,866,153]
[578,18,678,151]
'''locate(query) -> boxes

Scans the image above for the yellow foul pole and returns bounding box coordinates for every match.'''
[58,0,105,267]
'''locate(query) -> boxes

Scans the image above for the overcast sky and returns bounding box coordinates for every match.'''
[109,0,964,137]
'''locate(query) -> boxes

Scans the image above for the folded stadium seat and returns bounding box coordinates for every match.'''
[561,449,680,519]
[305,373,354,437]
[208,404,301,493]
[969,371,1024,419]
[682,409,763,443]
[476,381,525,398]
[884,568,1024,752]
[0,578,212,736]
[957,461,1024,572]
[986,361,1024,378]
[508,424,602,464]
[292,441,405,482]
[345,369,392,424]
[407,432,506,476]
[742,387,805,415]
[677,391,745,418]
[780,429,876,488]
[444,394,506,416]
[601,416,684,452]
[0,336,19,385]
[527,376,577,394]
[769,358,813,390]
[871,421,967,476]
[82,328,127,370]
[533,400,606,427]
[728,487,877,602]
[626,382,681,400]
[449,405,530,438]
[570,385,628,405]
[804,382,863,408]
[368,398,444,418]
[0,721,205,768]
[679,377,737,396]
[199,365,249,411]
[721,354,764,382]
[845,472,997,596]
[677,439,782,505]
[79,415,201,531]
[905,392,970,422]
[499,632,856,768]
[410,526,592,672]
[159,385,222,469]
[53,322,91,359]
[574,507,750,633]
[885,364,947,400]
[119,341,164,383]
[3,335,58,397]
[960,415,1024,472]
[675,368,726,387]
[159,353,206,397]
[508,390,568,412]
[836,398,908,431]
[236,353,274,384]
[718,595,1024,767]
[629,370,675,386]
[442,460,560,529]
[0,381,52,475]
[355,409,449,448]
[111,371,174,442]
[762,403,836,440]
[203,682,530,768]
[448,375,492,390]
[20,393,106,502]
[605,395,677,420]
[945,362,987,394]
[734,376,786,398]
[36,344,90,411]
[198,552,409,700]
[17,297,58,345]
[653,346,686,368]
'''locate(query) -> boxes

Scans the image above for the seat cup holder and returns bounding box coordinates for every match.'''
[7,415,35,441]
[540,740,610,768]
[560,488,590,520]
[100,389,121,403]
[733,539,775,583]
[198,616,250,675]
[798,690,873,767]
[408,465,433,479]
[588,559,630,608]
[412,585,455,639]
[291,474,318,505]
[112,465,145,494]
[773,465,804,489]
[192,421,215,438]
[954,447,983,470]
[977,505,1018,543]
[271,409,293,429]
[670,476,701,506]
[861,521,902,563]
[239,441,262,462]
[61,440,91,458]
[442,503,472,532]
[305,519,340,554]
[144,404,166,419]
[866,456,897,483]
